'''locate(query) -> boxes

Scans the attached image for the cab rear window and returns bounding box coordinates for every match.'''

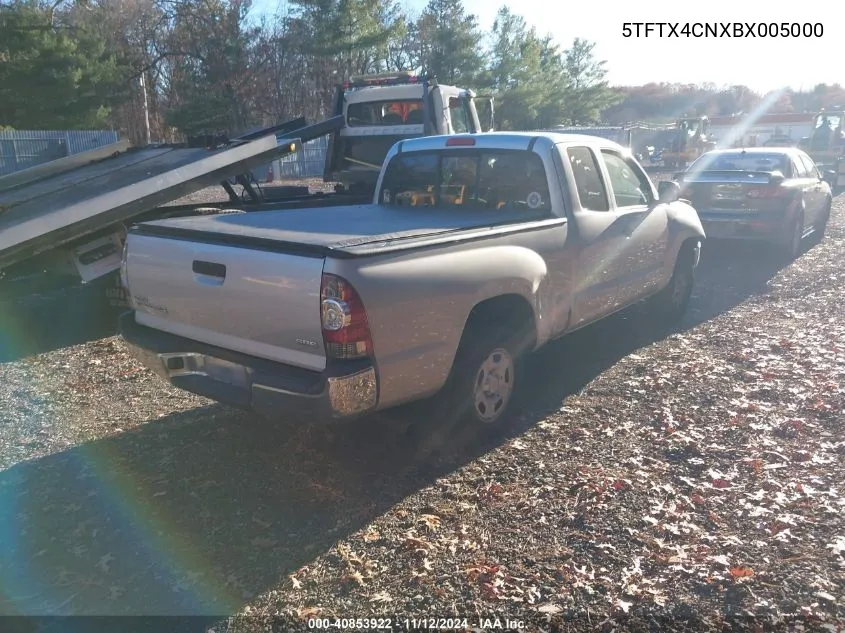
[378,150,551,211]
[346,100,424,127]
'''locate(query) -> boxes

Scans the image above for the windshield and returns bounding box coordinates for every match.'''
[379,150,551,211]
[346,99,424,127]
[814,114,842,129]
[689,152,789,174]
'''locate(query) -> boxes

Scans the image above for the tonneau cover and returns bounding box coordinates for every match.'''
[133,203,544,252]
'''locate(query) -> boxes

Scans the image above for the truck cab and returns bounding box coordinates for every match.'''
[799,110,845,191]
[663,116,716,169]
[323,72,493,194]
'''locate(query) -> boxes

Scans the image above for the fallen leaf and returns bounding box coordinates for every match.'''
[296,606,322,619]
[97,553,114,573]
[362,528,381,543]
[371,591,393,603]
[418,514,441,531]
[403,536,432,552]
[346,570,366,587]
[617,598,633,613]
[730,567,754,579]
[712,479,731,489]
[537,604,562,614]
[290,576,302,590]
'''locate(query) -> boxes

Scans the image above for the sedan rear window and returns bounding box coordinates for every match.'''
[691,152,790,175]
[379,150,551,212]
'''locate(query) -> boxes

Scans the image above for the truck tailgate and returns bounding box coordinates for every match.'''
[124,233,327,371]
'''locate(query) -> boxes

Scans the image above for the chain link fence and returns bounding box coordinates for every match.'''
[269,136,329,180]
[0,130,121,178]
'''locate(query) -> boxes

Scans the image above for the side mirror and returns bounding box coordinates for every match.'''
[657,180,681,203]
[769,171,785,185]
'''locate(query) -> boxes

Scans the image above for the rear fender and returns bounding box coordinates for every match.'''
[330,244,548,408]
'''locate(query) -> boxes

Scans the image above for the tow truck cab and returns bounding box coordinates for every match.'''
[799,109,845,191]
[323,72,494,194]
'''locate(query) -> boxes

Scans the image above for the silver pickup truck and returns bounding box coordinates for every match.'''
[119,132,705,428]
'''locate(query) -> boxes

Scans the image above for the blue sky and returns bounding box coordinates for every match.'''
[252,0,838,94]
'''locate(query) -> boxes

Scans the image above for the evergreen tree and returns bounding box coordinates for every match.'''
[485,7,568,130]
[0,0,127,129]
[418,0,483,86]
[561,38,621,125]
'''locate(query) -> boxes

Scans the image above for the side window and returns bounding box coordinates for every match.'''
[448,97,470,133]
[565,146,609,211]
[601,150,653,208]
[799,153,820,179]
[791,157,807,178]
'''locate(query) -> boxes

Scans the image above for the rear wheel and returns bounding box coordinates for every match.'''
[409,324,525,456]
[812,200,831,244]
[780,213,804,261]
[448,325,523,427]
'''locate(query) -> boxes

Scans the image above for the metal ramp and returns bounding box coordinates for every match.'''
[0,116,344,271]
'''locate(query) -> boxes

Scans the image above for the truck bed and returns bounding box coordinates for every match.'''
[131,203,559,257]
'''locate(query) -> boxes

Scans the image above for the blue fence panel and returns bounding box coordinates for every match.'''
[0,130,120,177]
[274,136,329,180]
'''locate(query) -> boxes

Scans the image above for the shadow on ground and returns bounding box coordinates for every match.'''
[0,237,793,625]
[0,277,122,363]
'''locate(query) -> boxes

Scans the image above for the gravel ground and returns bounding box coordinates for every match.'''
[0,195,843,632]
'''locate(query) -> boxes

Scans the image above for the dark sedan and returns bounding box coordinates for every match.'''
[677,148,832,260]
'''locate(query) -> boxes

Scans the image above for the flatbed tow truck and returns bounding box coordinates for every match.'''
[0,72,492,358]
[0,116,345,301]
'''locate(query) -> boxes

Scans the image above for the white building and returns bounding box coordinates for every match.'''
[709,113,815,148]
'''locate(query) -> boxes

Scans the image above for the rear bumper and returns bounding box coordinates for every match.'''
[697,211,788,243]
[119,311,378,420]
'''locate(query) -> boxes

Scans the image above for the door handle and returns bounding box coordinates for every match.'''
[192,260,226,278]
[192,260,226,285]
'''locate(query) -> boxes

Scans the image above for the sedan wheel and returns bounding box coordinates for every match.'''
[783,216,804,261]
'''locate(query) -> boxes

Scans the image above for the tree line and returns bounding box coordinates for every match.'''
[2,0,844,144]
[0,0,621,141]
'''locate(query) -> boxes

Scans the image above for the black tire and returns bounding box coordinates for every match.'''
[409,323,526,457]
[449,325,524,427]
[647,240,697,324]
[780,212,804,261]
[812,200,831,244]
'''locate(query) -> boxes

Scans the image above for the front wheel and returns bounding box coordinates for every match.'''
[647,240,698,324]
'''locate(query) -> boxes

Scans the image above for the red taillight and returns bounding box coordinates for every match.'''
[320,274,373,360]
[746,186,790,199]
[446,137,476,147]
